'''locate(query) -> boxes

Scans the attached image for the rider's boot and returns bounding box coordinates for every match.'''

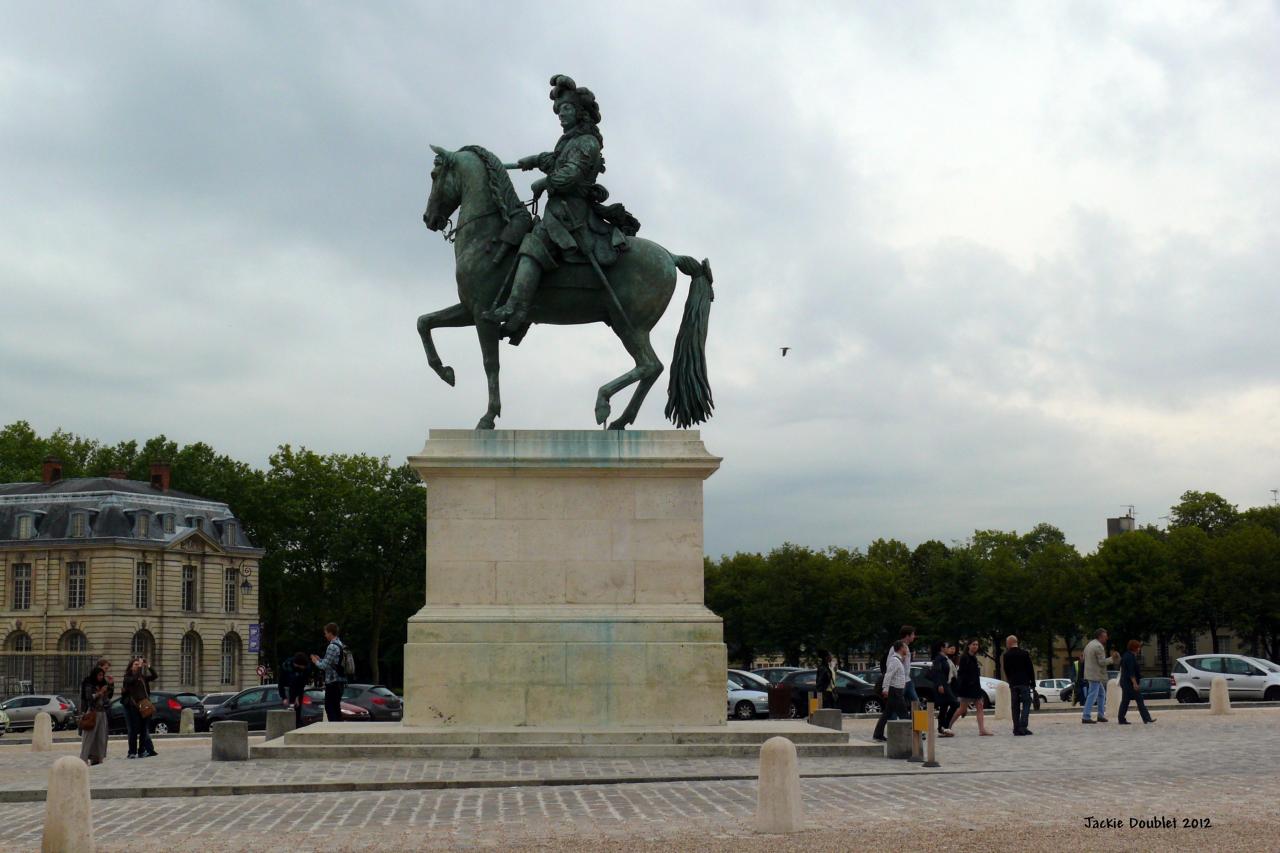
[482,257,541,341]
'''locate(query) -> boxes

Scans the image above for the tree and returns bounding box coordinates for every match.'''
[1169,491,1239,537]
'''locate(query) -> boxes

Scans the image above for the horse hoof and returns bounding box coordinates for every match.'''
[607,420,627,431]
[440,366,456,387]
[594,402,610,425]
[475,417,495,430]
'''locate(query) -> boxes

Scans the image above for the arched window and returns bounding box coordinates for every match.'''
[3,630,34,688]
[180,632,202,689]
[58,630,90,691]
[130,629,156,664]
[220,633,241,686]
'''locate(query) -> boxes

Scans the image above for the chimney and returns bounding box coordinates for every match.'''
[108,469,128,479]
[42,456,63,484]
[149,461,171,492]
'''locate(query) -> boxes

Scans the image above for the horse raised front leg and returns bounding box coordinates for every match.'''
[416,303,473,386]
[475,323,502,430]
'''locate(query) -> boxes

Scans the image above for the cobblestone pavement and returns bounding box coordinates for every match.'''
[0,709,1275,851]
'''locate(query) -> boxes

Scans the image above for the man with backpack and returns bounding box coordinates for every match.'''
[310,622,353,723]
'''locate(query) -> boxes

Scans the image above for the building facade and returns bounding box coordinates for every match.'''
[0,460,262,698]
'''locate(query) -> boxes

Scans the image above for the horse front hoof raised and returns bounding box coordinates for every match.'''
[438,365,456,386]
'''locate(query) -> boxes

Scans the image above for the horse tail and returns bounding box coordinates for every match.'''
[664,255,715,428]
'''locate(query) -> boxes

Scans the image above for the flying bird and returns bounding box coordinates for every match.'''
[780,347,790,357]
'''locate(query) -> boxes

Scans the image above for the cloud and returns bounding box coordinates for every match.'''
[2,2,1278,558]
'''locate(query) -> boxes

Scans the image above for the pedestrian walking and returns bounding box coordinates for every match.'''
[1081,628,1118,724]
[79,658,114,766]
[1117,640,1156,725]
[310,622,349,723]
[929,640,957,737]
[948,639,993,736]
[816,649,837,709]
[278,652,312,728]
[876,626,919,707]
[1002,635,1036,736]
[872,641,910,741]
[122,656,158,758]
[1071,656,1086,706]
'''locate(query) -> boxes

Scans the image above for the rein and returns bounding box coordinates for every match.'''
[441,196,539,243]
[442,208,500,243]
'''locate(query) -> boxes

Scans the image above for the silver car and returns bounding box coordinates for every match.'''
[0,694,79,730]
[727,680,770,720]
[1172,654,1280,703]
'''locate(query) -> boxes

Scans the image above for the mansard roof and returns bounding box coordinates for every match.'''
[0,477,262,554]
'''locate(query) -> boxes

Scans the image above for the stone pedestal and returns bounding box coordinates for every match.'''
[404,430,726,728]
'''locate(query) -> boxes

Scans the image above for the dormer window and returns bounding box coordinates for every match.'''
[163,514,175,534]
[193,517,205,533]
[16,515,34,540]
[223,521,237,544]
[138,513,151,538]
[70,513,87,538]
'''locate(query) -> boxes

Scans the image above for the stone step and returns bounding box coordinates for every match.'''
[278,727,848,747]
[251,741,880,761]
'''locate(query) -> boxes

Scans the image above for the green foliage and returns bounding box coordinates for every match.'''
[1170,490,1239,536]
[0,422,424,688]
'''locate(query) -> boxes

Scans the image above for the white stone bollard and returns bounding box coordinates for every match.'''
[211,721,250,761]
[1105,678,1121,720]
[755,736,804,834]
[993,682,1011,721]
[42,755,93,853]
[265,708,296,740]
[1209,676,1231,715]
[33,711,54,752]
[179,708,195,734]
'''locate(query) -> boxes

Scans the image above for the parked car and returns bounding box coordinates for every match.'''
[303,689,371,722]
[1036,679,1072,703]
[905,663,1003,710]
[0,706,9,737]
[207,685,321,730]
[751,667,801,685]
[0,695,79,730]
[200,692,237,709]
[727,680,769,720]
[727,669,771,691]
[1172,654,1280,703]
[778,669,882,716]
[1138,677,1172,699]
[340,684,403,721]
[106,691,209,735]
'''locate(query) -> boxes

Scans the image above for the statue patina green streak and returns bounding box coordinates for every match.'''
[418,74,715,431]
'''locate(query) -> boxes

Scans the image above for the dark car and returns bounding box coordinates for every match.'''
[751,667,801,685]
[107,691,209,735]
[340,684,403,721]
[778,669,882,716]
[207,685,323,730]
[1139,677,1172,699]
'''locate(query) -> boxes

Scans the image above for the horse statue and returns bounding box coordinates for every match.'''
[417,144,715,431]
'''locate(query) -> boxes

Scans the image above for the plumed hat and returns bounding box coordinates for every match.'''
[549,74,602,126]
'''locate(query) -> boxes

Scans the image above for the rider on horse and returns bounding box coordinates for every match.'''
[482,75,638,340]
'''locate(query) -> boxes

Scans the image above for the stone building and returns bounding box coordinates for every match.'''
[0,459,262,698]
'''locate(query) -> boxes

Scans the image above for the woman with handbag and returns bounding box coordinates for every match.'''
[123,656,159,758]
[79,658,114,766]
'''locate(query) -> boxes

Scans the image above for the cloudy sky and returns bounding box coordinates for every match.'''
[3,2,1278,556]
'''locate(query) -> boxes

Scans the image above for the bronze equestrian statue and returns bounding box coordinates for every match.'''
[418,75,714,431]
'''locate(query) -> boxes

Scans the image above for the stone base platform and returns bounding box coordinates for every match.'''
[250,721,878,761]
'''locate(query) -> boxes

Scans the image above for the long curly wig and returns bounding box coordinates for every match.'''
[550,74,603,148]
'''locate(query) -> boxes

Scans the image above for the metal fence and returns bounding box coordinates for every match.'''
[0,652,97,701]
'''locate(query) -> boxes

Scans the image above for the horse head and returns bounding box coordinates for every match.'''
[423,144,459,232]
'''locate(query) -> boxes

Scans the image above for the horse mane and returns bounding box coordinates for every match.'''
[458,145,531,229]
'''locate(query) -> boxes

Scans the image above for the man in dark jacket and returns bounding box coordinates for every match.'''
[815,649,837,709]
[1002,635,1036,736]
[1117,640,1155,725]
[278,652,313,728]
